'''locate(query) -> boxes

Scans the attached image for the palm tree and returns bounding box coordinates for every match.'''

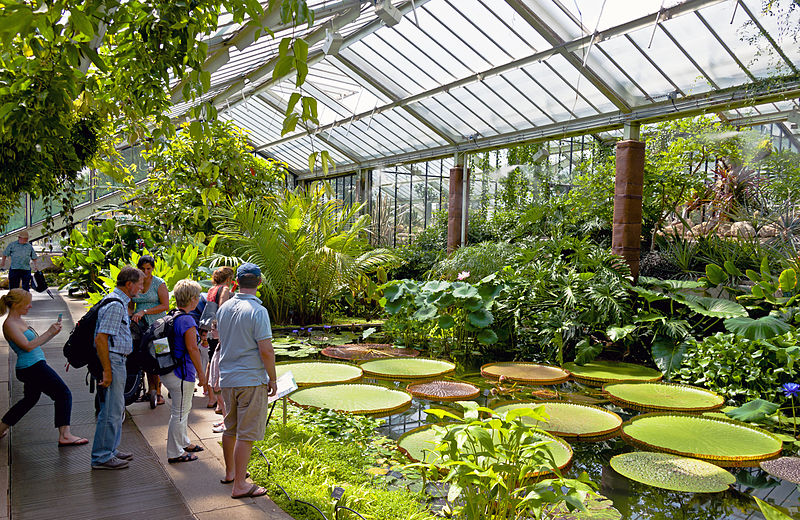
[216,183,401,324]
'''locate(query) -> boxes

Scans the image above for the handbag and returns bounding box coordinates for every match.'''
[31,270,47,293]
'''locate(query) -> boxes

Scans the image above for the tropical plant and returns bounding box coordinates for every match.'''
[675,332,800,403]
[427,241,522,281]
[53,218,159,293]
[86,239,217,307]
[124,120,286,238]
[406,401,598,520]
[216,183,401,324]
[381,275,505,360]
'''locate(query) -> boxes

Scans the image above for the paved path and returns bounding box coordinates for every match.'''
[1,290,292,520]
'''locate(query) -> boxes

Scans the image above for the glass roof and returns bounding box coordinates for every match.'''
[173,0,800,176]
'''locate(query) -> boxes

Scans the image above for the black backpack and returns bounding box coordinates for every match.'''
[64,298,123,379]
[138,309,188,375]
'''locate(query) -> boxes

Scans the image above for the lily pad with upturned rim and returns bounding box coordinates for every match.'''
[407,380,480,401]
[275,361,362,387]
[621,413,783,467]
[481,362,569,385]
[320,344,420,361]
[397,424,572,476]
[610,452,736,492]
[360,357,455,379]
[563,361,663,387]
[760,457,800,484]
[603,382,724,412]
[289,383,411,417]
[492,401,622,440]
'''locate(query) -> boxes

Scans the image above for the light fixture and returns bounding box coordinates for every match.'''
[323,29,343,55]
[375,0,403,27]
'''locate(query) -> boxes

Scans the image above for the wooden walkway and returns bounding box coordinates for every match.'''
[4,291,193,520]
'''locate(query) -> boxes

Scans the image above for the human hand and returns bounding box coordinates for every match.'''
[47,322,62,337]
[267,380,277,397]
[198,376,208,388]
[99,370,112,388]
[132,311,145,323]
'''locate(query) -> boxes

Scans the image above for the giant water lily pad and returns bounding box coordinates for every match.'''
[321,344,420,361]
[275,361,362,387]
[760,457,800,484]
[604,382,724,412]
[621,413,783,467]
[563,361,663,387]
[289,384,411,417]
[360,357,455,379]
[481,362,569,385]
[397,424,572,476]
[610,452,736,492]
[407,380,480,401]
[493,401,622,440]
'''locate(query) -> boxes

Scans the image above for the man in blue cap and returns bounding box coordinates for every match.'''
[216,262,276,499]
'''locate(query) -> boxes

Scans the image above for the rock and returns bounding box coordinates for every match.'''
[691,222,716,236]
[717,222,732,236]
[758,223,780,237]
[730,221,755,238]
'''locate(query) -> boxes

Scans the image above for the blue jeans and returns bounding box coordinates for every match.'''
[91,352,127,465]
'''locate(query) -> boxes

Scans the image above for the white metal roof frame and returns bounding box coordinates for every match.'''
[171,0,800,177]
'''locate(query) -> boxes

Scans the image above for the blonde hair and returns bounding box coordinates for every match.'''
[212,267,234,285]
[0,289,31,315]
[174,279,202,308]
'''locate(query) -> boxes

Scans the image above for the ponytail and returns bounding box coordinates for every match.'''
[0,289,31,315]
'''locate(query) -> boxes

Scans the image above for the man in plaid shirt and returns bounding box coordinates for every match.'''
[91,266,144,470]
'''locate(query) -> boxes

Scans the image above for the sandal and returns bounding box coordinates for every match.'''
[184,444,204,453]
[156,394,165,406]
[232,484,267,499]
[220,472,250,484]
[168,453,198,464]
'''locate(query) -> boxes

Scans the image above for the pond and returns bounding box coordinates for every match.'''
[273,333,800,519]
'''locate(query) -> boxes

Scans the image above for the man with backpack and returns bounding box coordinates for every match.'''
[216,263,276,499]
[91,266,144,470]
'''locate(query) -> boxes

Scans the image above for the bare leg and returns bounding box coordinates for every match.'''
[0,421,9,439]
[222,434,236,481]
[58,425,88,445]
[231,439,265,497]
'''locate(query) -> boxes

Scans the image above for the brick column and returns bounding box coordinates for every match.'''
[612,140,646,280]
[447,166,467,253]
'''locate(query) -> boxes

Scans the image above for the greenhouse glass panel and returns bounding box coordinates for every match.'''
[593,37,673,100]
[346,40,427,96]
[659,15,743,89]
[432,0,518,68]
[554,0,683,34]
[544,54,620,114]
[460,0,543,61]
[741,0,800,68]
[2,196,27,235]
[627,24,710,94]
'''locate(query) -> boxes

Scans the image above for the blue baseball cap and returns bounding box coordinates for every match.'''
[237,262,262,279]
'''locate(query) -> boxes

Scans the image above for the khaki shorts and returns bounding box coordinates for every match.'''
[221,385,269,442]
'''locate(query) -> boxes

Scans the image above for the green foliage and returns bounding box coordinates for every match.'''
[125,120,286,238]
[502,237,633,364]
[381,275,505,360]
[53,219,158,293]
[408,402,598,520]
[753,496,795,520]
[0,0,313,228]
[86,239,217,307]
[724,398,781,422]
[251,407,434,520]
[675,332,800,403]
[217,183,401,325]
[427,242,522,282]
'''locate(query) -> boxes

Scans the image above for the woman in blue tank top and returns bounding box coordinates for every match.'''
[0,289,87,446]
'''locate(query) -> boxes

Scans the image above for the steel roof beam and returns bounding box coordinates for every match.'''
[503,0,632,112]
[258,0,730,150]
[295,77,800,179]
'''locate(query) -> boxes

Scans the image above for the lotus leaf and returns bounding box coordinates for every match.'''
[604,382,724,412]
[360,357,455,379]
[481,362,569,385]
[621,413,783,467]
[397,425,572,475]
[609,452,735,492]
[321,344,420,361]
[275,361,362,387]
[547,492,621,519]
[289,383,411,416]
[493,401,622,439]
[563,361,662,386]
[407,380,480,401]
[725,399,780,422]
[760,457,800,484]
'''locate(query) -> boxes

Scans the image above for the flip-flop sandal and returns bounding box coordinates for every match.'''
[232,483,267,499]
[206,403,217,408]
[156,395,166,406]
[184,445,204,453]
[168,453,198,464]
[220,472,250,484]
[58,438,89,447]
